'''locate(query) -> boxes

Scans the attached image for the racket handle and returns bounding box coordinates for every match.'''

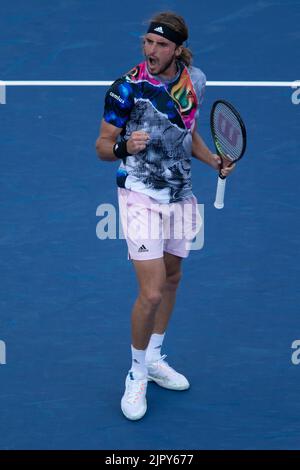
[214,176,226,209]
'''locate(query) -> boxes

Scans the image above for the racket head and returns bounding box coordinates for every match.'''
[210,100,247,164]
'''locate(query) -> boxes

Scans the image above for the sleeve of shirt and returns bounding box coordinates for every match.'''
[189,67,207,118]
[103,78,134,129]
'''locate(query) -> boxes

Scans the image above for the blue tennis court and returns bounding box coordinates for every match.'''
[0,0,300,450]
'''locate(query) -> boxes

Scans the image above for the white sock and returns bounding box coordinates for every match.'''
[145,333,165,363]
[130,345,147,378]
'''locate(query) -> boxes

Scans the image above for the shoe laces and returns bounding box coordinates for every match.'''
[151,355,177,374]
[126,376,146,404]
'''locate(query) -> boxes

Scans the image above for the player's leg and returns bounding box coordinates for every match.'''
[131,257,166,351]
[151,251,182,335]
[121,257,166,420]
[119,188,167,419]
[145,252,189,391]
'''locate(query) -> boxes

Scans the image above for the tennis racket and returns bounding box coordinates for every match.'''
[210,100,247,209]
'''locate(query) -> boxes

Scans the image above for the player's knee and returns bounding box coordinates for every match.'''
[165,271,182,290]
[140,290,163,309]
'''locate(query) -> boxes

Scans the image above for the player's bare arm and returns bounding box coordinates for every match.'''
[96,120,122,161]
[192,128,235,177]
[96,120,150,161]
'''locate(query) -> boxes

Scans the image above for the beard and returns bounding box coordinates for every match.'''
[155,55,177,76]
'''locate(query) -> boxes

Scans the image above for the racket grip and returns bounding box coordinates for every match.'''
[214,176,226,209]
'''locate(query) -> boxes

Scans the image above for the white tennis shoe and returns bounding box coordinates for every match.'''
[121,371,148,420]
[147,355,190,391]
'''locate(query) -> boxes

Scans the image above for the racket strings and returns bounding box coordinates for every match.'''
[212,103,244,161]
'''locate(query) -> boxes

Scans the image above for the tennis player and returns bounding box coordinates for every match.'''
[96,11,235,420]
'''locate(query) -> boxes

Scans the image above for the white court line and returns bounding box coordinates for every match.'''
[2,80,300,87]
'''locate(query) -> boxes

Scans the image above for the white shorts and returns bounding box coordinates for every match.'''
[118,188,202,260]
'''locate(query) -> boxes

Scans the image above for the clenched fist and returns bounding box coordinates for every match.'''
[126,131,150,155]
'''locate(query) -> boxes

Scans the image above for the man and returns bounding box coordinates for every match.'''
[96,11,234,420]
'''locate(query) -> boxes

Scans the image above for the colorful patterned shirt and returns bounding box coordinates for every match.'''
[103,61,206,203]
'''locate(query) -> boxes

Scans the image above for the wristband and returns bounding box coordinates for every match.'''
[113,140,130,160]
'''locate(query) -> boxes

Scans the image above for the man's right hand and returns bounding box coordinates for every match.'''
[126,131,150,155]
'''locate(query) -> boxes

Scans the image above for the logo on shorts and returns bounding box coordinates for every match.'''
[138,244,149,253]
